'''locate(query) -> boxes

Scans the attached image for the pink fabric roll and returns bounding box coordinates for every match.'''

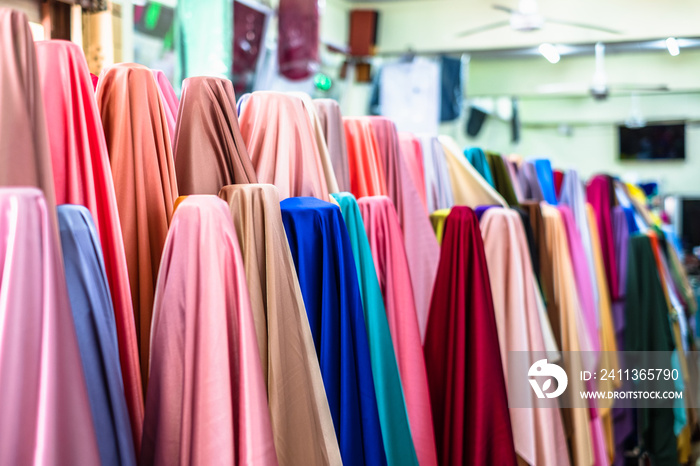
[35,39,144,451]
[314,99,351,192]
[152,70,179,147]
[398,132,427,211]
[238,91,330,201]
[142,195,278,466]
[367,116,438,343]
[0,187,101,465]
[358,195,438,466]
[344,117,388,198]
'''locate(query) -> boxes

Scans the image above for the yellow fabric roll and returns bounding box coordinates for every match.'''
[429,208,451,244]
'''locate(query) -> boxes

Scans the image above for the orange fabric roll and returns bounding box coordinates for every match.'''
[344,117,388,198]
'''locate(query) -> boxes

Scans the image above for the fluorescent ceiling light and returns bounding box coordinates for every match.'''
[666,37,680,56]
[538,43,560,63]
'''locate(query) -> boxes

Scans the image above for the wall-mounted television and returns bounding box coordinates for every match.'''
[618,122,685,161]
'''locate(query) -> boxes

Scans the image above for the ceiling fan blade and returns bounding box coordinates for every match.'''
[537,82,590,95]
[610,84,670,92]
[545,18,622,34]
[492,4,515,13]
[456,20,511,37]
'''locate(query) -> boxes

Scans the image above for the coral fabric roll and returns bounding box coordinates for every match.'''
[358,196,439,466]
[151,70,179,146]
[58,205,137,466]
[420,135,454,212]
[0,188,101,466]
[174,76,257,195]
[238,91,330,200]
[96,63,179,391]
[423,206,517,466]
[219,184,341,466]
[142,196,278,466]
[344,117,389,198]
[36,40,144,450]
[398,132,428,211]
[314,99,351,192]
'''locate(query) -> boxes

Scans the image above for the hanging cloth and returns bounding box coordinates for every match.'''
[281,197,387,466]
[174,76,257,195]
[423,206,517,466]
[332,192,419,466]
[36,40,144,449]
[96,63,179,391]
[486,152,519,206]
[58,205,137,466]
[314,99,352,192]
[464,147,495,187]
[344,117,389,198]
[587,175,619,301]
[142,196,277,466]
[398,132,428,211]
[219,184,341,466]
[151,70,178,147]
[419,135,454,212]
[238,91,330,200]
[0,188,101,465]
[358,196,439,466]
[533,159,558,205]
[553,169,565,199]
[505,157,525,202]
[520,161,545,201]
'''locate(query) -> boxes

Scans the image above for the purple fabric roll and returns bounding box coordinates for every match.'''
[475,205,500,220]
[519,161,544,201]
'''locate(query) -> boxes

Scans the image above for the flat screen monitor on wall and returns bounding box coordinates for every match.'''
[618,122,686,161]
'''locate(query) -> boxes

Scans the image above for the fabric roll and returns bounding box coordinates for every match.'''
[96,63,179,391]
[486,152,519,206]
[464,147,495,187]
[58,205,137,466]
[553,169,564,199]
[521,201,554,337]
[219,184,341,466]
[314,99,351,192]
[151,70,178,146]
[91,72,99,90]
[514,207,541,284]
[281,197,387,466]
[174,76,257,195]
[439,136,507,208]
[344,117,388,198]
[533,159,558,205]
[238,91,330,200]
[505,157,524,202]
[358,196,439,466]
[398,132,428,211]
[36,40,144,449]
[142,196,277,466]
[419,135,454,212]
[587,175,619,301]
[430,208,450,244]
[480,208,570,466]
[332,192,419,466]
[520,161,545,201]
[368,117,439,345]
[0,188,101,465]
[424,206,517,466]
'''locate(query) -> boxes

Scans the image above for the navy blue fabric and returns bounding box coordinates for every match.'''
[533,159,558,205]
[440,56,462,122]
[280,197,387,466]
[58,205,136,466]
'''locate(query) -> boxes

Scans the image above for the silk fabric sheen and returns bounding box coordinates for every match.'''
[174,76,257,195]
[36,40,144,449]
[96,63,179,391]
[219,184,341,466]
[151,70,178,146]
[344,117,389,198]
[142,196,277,466]
[238,91,330,200]
[424,206,517,466]
[314,99,351,192]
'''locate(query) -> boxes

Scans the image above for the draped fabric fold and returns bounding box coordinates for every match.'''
[520,161,545,202]
[58,205,137,466]
[429,208,450,244]
[0,188,101,465]
[151,70,178,146]
[424,206,517,466]
[358,196,439,466]
[332,192,419,466]
[174,76,257,195]
[398,132,428,211]
[281,197,386,466]
[534,159,558,205]
[486,153,519,206]
[344,117,389,198]
[419,135,454,212]
[219,184,342,466]
[96,63,179,391]
[464,147,495,187]
[587,175,619,302]
[238,91,330,200]
[142,196,277,466]
[36,40,144,449]
[314,99,351,192]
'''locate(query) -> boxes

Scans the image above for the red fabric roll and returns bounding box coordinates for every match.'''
[586,175,619,299]
[553,169,564,200]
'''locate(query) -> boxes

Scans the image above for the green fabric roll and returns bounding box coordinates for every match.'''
[486,152,519,207]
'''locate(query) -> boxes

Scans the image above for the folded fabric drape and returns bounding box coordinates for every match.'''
[534,159,558,205]
[36,40,144,449]
[174,76,257,195]
[554,169,564,199]
[587,175,619,302]
[0,188,101,465]
[505,157,524,202]
[314,99,351,192]
[419,135,454,212]
[142,196,277,466]
[58,205,137,466]
[358,196,439,466]
[332,192,419,466]
[464,147,495,187]
[344,117,389,198]
[281,197,386,466]
[398,132,428,211]
[238,91,330,200]
[151,70,178,147]
[429,208,450,244]
[520,161,545,202]
[96,63,179,391]
[219,184,341,466]
[424,206,517,466]
[486,152,519,206]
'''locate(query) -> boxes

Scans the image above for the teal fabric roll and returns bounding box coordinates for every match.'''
[464,147,495,187]
[332,192,419,466]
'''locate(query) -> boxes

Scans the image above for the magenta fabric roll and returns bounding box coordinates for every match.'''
[587,175,619,300]
[152,70,179,147]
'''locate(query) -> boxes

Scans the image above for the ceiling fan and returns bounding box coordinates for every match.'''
[457,0,622,37]
[537,42,669,100]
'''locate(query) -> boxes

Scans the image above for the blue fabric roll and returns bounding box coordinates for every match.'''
[280,197,387,466]
[464,147,495,187]
[533,159,558,205]
[58,205,136,466]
